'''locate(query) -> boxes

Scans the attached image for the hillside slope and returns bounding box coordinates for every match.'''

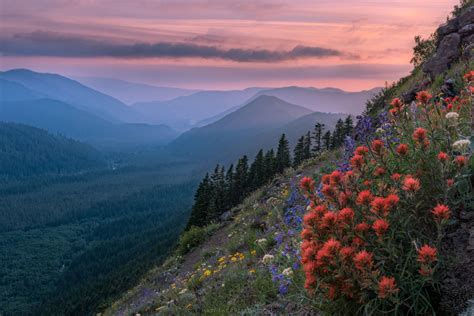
[108,3,474,315]
[0,122,104,177]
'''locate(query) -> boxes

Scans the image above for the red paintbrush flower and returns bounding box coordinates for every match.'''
[431,204,451,222]
[378,276,398,298]
[416,90,432,104]
[403,176,420,192]
[372,219,389,237]
[354,146,369,156]
[438,151,448,162]
[374,167,385,177]
[353,250,373,271]
[413,128,427,143]
[338,208,354,223]
[350,154,364,169]
[300,176,315,192]
[355,222,370,233]
[356,190,374,205]
[329,170,343,186]
[417,245,437,264]
[455,155,467,167]
[396,144,408,156]
[391,173,402,181]
[371,139,384,154]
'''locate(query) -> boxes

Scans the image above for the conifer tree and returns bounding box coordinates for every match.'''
[209,165,226,220]
[344,115,354,137]
[312,122,324,155]
[332,119,345,148]
[263,149,276,181]
[187,173,211,228]
[233,155,249,204]
[224,164,234,208]
[276,134,291,173]
[303,131,312,160]
[323,130,332,150]
[249,149,265,190]
[293,136,305,167]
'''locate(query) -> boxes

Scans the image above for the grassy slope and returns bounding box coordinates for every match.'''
[105,151,341,315]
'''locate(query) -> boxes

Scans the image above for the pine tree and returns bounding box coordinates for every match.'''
[303,131,312,160]
[344,115,354,137]
[312,122,325,155]
[276,134,291,173]
[323,130,332,150]
[187,173,211,228]
[332,119,345,148]
[224,164,234,208]
[209,165,227,220]
[293,136,305,167]
[249,149,265,190]
[263,149,276,181]
[233,155,249,204]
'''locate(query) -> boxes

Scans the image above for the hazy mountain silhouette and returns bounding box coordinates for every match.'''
[0,69,142,122]
[75,77,198,104]
[0,79,45,101]
[169,95,319,163]
[0,99,178,147]
[132,87,266,130]
[251,86,381,115]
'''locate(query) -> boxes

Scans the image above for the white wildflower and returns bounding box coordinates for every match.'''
[282,267,293,277]
[256,238,267,245]
[452,139,471,152]
[445,112,460,126]
[179,288,188,295]
[375,127,385,135]
[262,254,274,264]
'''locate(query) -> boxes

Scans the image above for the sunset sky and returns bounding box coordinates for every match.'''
[0,0,459,90]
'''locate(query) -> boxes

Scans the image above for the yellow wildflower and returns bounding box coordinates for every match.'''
[251,250,257,256]
[249,269,256,274]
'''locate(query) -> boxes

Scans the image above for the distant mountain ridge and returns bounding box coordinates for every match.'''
[169,95,344,164]
[0,69,141,123]
[74,77,198,104]
[132,85,379,130]
[132,87,266,130]
[0,98,178,148]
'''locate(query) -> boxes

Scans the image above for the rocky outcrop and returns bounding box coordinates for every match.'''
[423,6,474,78]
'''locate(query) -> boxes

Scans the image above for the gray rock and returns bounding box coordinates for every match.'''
[460,24,474,37]
[459,6,474,28]
[423,33,461,77]
[219,210,233,221]
[464,44,474,61]
[464,34,474,44]
[438,18,459,37]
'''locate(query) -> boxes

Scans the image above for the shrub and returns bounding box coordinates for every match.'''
[299,71,472,314]
[177,224,219,256]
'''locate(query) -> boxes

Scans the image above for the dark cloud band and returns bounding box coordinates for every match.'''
[0,31,353,62]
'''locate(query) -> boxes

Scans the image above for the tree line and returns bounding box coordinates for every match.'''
[187,116,354,228]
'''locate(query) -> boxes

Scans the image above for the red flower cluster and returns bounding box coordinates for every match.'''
[396,144,408,156]
[431,204,451,222]
[416,91,432,104]
[300,78,472,308]
[402,176,421,192]
[378,276,398,298]
[300,176,315,192]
